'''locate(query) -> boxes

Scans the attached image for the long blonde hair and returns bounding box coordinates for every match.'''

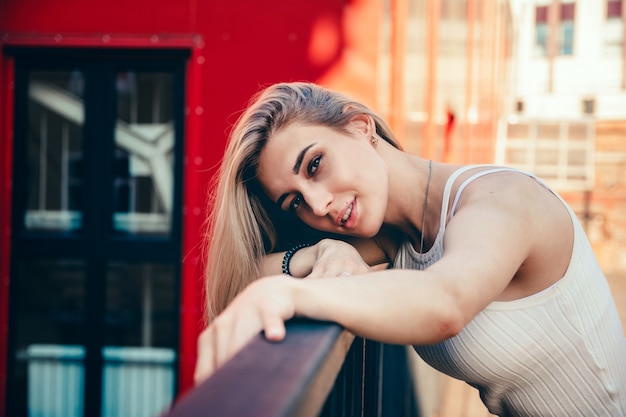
[204,82,400,321]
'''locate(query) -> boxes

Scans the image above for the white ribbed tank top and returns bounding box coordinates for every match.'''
[393,165,626,417]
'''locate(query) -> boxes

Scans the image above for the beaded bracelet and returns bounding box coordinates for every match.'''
[282,242,311,276]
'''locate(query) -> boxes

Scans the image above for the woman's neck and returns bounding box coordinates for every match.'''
[383,150,435,245]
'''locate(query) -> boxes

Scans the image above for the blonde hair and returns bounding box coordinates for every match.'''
[204,82,400,321]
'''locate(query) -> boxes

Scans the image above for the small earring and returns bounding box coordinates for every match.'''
[371,135,378,145]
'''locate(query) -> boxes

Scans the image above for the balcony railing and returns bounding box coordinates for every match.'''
[167,319,420,417]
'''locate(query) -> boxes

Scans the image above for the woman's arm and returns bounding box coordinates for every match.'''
[195,188,537,384]
[196,174,552,381]
[291,173,572,345]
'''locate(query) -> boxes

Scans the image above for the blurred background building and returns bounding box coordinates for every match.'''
[0,0,623,416]
[501,0,626,282]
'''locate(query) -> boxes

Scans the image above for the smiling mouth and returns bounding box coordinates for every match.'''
[341,203,353,225]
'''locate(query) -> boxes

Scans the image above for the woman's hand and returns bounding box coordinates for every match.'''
[194,275,296,385]
[259,237,387,278]
[306,239,372,279]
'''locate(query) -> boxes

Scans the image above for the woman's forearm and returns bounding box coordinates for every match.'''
[289,269,462,345]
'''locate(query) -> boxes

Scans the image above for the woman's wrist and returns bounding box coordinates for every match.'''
[282,243,310,275]
[282,243,317,278]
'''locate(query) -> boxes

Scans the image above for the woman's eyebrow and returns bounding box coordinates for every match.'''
[275,142,318,207]
[292,143,316,174]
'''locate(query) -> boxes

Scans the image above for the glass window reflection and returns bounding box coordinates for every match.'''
[113,72,174,237]
[25,71,84,233]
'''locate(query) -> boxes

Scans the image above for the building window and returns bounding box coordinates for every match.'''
[534,2,576,57]
[113,71,175,236]
[605,0,624,55]
[582,98,596,115]
[499,117,595,192]
[535,5,549,56]
[25,71,85,232]
[559,3,576,55]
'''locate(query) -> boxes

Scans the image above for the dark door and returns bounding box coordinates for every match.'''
[6,48,187,417]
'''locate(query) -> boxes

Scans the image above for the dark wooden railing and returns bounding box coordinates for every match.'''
[167,319,420,417]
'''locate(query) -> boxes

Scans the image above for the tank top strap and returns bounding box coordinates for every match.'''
[448,166,531,221]
[439,165,498,227]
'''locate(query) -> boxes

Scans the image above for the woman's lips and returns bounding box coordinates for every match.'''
[341,204,353,223]
[338,200,357,228]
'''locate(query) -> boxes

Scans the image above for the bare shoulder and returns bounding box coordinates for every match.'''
[446,168,574,298]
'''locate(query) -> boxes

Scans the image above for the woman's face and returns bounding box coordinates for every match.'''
[257,118,389,237]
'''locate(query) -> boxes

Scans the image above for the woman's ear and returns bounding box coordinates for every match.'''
[344,108,374,138]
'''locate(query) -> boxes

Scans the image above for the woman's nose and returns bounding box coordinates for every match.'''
[304,186,332,216]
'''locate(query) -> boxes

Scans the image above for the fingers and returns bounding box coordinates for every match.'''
[194,312,286,384]
[195,314,286,386]
[194,317,252,385]
[194,327,216,385]
[193,276,294,385]
[260,308,287,341]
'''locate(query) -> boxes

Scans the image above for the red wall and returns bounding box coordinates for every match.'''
[0,0,381,406]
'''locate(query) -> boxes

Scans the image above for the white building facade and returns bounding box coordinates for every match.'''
[498,0,625,192]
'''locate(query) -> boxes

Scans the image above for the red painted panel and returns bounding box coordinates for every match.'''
[0,0,191,33]
[0,0,376,403]
[179,43,206,397]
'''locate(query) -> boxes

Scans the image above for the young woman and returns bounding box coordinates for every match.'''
[196,82,626,416]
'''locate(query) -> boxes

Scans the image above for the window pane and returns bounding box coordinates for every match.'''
[569,123,589,142]
[535,23,548,56]
[508,122,529,139]
[560,21,575,55]
[560,3,575,21]
[104,262,176,348]
[25,71,84,233]
[499,119,595,191]
[536,149,559,165]
[537,123,560,141]
[103,262,177,417]
[113,72,174,237]
[568,149,588,165]
[604,18,624,55]
[11,259,86,417]
[607,0,622,18]
[536,5,548,23]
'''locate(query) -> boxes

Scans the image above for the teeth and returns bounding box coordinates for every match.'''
[342,204,353,223]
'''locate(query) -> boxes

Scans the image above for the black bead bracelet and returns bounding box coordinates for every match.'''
[282,242,311,276]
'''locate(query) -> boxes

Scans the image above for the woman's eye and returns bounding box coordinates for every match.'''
[307,155,321,176]
[289,195,303,212]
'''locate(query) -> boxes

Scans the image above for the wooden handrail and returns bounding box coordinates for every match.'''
[167,318,421,417]
[167,319,354,417]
